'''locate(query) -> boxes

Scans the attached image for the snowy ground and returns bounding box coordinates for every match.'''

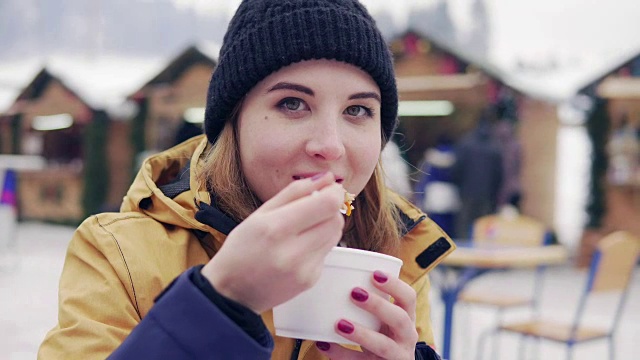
[1,222,638,359]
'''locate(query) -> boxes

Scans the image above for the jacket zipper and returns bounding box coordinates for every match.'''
[289,339,303,360]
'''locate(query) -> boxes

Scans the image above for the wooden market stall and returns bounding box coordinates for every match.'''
[390,31,490,166]
[0,69,100,223]
[390,31,560,228]
[129,44,218,159]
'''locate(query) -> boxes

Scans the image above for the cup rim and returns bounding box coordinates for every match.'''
[328,246,403,266]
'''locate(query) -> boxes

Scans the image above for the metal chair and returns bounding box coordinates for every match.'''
[477,230,640,360]
[458,213,551,359]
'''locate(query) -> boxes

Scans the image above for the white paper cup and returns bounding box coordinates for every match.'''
[273,247,403,345]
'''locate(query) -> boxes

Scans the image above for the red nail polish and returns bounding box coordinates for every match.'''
[316,342,331,351]
[351,287,369,302]
[337,320,354,334]
[373,270,388,283]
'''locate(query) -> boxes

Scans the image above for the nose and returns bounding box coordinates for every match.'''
[305,117,345,161]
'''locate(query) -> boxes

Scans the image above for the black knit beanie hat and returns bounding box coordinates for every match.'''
[204,0,398,145]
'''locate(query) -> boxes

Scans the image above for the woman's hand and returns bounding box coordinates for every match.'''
[201,172,345,314]
[315,271,419,360]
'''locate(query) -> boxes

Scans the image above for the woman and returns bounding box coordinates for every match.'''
[38,1,455,359]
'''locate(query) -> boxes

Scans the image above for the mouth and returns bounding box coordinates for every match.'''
[293,174,344,184]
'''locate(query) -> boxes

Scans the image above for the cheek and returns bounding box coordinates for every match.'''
[242,134,292,167]
[349,136,381,189]
[239,123,297,199]
[239,114,294,165]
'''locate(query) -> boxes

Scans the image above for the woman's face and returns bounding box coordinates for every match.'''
[237,59,382,202]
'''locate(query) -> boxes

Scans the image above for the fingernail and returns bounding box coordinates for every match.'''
[311,172,326,181]
[351,287,369,302]
[337,319,354,334]
[316,342,331,351]
[373,270,388,283]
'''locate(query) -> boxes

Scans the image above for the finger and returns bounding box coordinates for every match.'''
[371,271,417,322]
[297,212,344,252]
[314,341,366,359]
[334,319,402,359]
[258,172,336,212]
[277,213,343,268]
[270,215,343,292]
[349,286,418,345]
[265,182,345,235]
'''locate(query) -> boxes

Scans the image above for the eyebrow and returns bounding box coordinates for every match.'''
[268,82,381,103]
[268,82,314,96]
[349,92,381,103]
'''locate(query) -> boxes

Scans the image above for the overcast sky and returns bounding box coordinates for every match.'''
[2,0,639,105]
[171,0,640,67]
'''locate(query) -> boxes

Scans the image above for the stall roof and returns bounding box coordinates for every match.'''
[0,59,42,113]
[45,55,165,113]
[400,0,640,103]
[0,55,165,117]
[0,88,20,115]
[0,44,221,118]
[132,42,220,97]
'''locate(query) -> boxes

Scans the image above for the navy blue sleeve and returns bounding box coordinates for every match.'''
[415,342,442,360]
[108,267,273,359]
[189,265,273,347]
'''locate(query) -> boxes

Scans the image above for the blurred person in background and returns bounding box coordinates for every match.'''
[414,135,460,238]
[380,138,413,199]
[608,115,640,185]
[38,1,454,359]
[174,117,204,146]
[0,169,18,268]
[452,111,503,238]
[494,119,523,209]
[494,89,523,209]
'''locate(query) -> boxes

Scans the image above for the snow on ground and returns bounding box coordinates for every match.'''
[1,222,638,360]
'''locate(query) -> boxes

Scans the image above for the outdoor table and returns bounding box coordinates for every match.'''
[433,241,569,360]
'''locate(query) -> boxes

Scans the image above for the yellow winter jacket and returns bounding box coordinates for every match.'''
[38,135,455,359]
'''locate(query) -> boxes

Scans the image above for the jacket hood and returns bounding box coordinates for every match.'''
[121,135,212,232]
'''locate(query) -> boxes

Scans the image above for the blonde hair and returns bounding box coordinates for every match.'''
[198,106,403,255]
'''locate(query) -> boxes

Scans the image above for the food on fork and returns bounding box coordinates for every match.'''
[340,190,355,216]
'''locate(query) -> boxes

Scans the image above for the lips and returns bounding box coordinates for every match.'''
[293,174,344,183]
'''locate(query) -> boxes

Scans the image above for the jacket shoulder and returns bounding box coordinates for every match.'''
[74,212,209,316]
[391,192,456,285]
[88,212,167,237]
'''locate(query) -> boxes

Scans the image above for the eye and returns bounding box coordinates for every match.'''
[344,105,373,117]
[278,97,308,112]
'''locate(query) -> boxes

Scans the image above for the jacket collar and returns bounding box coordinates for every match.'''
[120,135,211,232]
[156,163,427,239]
[121,135,455,278]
